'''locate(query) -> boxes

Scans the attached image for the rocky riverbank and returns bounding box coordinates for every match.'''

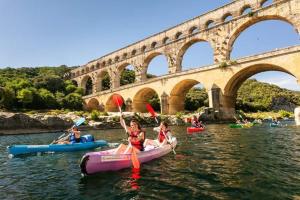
[0,111,190,135]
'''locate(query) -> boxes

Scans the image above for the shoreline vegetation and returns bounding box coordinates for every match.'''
[0,109,294,135]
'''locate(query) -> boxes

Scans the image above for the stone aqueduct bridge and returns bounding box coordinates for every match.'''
[70,0,300,119]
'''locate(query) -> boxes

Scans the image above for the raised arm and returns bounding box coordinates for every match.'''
[120,115,130,133]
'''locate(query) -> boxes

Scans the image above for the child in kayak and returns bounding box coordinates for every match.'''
[115,116,145,154]
[191,115,204,128]
[56,127,81,144]
[144,121,173,148]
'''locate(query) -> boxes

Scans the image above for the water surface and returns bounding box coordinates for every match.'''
[0,122,300,199]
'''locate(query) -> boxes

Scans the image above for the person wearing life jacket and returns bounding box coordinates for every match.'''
[191,115,204,128]
[115,116,145,154]
[144,121,173,148]
[56,127,81,144]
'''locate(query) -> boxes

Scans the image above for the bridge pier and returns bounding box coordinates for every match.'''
[208,88,235,120]
[161,92,169,115]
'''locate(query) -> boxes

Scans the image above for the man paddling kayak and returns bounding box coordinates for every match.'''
[115,116,145,154]
[191,115,204,128]
[55,127,81,144]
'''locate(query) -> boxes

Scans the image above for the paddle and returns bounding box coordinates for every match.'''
[145,103,176,155]
[51,117,85,144]
[113,95,140,169]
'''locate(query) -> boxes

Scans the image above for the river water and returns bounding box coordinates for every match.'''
[0,122,300,200]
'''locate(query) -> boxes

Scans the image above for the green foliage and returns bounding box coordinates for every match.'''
[236,79,300,112]
[176,112,184,119]
[120,69,135,86]
[185,88,208,111]
[17,88,34,107]
[91,110,100,121]
[219,62,228,68]
[63,93,83,110]
[0,66,83,111]
[278,110,292,118]
[148,94,161,111]
[102,73,111,90]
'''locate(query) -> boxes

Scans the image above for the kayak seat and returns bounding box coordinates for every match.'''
[80,134,95,143]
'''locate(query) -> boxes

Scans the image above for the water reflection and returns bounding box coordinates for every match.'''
[130,167,141,190]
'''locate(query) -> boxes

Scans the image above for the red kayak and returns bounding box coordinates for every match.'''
[187,127,205,133]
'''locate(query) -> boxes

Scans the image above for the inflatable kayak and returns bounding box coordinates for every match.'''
[187,127,205,133]
[80,137,177,175]
[8,140,107,156]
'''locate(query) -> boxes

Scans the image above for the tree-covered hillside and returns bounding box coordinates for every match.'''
[0,66,83,110]
[236,79,300,112]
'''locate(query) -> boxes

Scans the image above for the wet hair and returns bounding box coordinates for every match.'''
[130,119,141,130]
[73,127,79,131]
[161,121,168,128]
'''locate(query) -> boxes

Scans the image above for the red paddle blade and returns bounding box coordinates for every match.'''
[113,95,123,107]
[146,103,156,118]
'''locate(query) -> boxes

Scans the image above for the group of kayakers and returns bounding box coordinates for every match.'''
[54,115,174,154]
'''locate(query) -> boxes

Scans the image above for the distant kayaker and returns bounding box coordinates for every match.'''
[272,117,280,125]
[115,116,145,154]
[144,121,173,147]
[191,115,204,128]
[56,127,81,144]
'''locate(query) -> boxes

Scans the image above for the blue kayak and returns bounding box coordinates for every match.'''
[7,140,107,156]
[270,123,281,127]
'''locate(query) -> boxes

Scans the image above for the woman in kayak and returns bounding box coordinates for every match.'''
[144,121,173,148]
[56,127,81,144]
[115,116,145,154]
[191,115,204,128]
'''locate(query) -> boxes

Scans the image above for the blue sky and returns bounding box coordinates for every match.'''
[0,0,300,90]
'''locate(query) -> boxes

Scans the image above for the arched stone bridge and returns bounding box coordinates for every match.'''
[70,0,300,119]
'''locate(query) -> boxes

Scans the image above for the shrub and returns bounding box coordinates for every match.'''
[176,112,184,119]
[278,110,292,118]
[219,62,228,68]
[91,110,100,120]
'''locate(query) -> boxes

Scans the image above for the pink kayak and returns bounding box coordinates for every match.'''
[80,137,177,175]
[187,127,205,133]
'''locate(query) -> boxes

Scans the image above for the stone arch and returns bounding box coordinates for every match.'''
[260,0,273,8]
[227,16,299,59]
[222,13,233,22]
[143,52,169,77]
[87,98,103,111]
[105,94,124,112]
[240,5,252,15]
[71,80,78,87]
[162,37,171,44]
[176,38,213,71]
[169,79,202,114]
[133,87,160,113]
[117,63,136,86]
[151,41,158,48]
[175,32,183,40]
[81,75,93,95]
[223,63,295,111]
[206,20,215,29]
[141,45,147,53]
[189,26,199,34]
[96,70,111,92]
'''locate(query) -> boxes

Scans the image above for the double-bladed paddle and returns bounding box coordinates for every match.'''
[50,117,85,144]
